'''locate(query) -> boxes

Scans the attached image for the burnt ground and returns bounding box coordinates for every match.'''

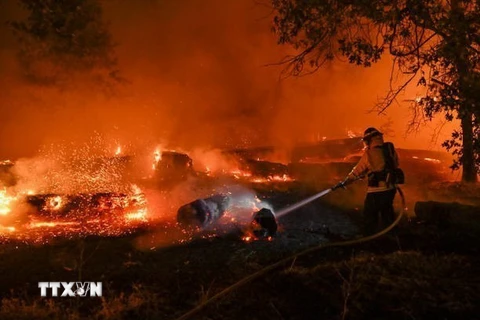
[0,181,480,320]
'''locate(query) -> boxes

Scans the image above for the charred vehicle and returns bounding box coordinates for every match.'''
[0,155,148,242]
[153,151,195,185]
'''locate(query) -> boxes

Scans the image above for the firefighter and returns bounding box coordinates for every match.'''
[336,127,400,235]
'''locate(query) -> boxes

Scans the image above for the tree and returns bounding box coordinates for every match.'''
[8,0,120,88]
[271,0,480,182]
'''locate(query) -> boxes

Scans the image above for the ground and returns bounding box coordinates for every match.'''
[0,181,480,320]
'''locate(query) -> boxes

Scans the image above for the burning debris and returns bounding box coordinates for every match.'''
[0,185,149,243]
[176,194,230,229]
[25,191,146,219]
[250,208,277,238]
[152,150,195,184]
[150,148,295,186]
[0,146,150,243]
[0,137,455,245]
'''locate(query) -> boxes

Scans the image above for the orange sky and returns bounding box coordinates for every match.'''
[0,0,457,159]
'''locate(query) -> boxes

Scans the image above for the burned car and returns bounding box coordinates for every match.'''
[153,151,195,184]
[0,155,148,241]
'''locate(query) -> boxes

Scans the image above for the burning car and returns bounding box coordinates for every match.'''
[0,153,149,242]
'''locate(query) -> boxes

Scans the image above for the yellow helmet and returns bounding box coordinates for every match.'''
[362,127,383,141]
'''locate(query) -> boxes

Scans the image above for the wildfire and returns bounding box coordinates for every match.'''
[412,156,442,164]
[249,174,294,184]
[0,183,149,243]
[154,149,161,162]
[28,221,79,229]
[0,160,14,166]
[347,130,357,138]
[0,188,16,216]
[125,208,148,221]
[228,169,294,184]
[230,169,252,179]
[45,195,64,211]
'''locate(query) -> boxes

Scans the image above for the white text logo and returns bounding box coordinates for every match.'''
[38,282,102,297]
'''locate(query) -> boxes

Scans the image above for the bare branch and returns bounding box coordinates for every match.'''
[375,71,418,115]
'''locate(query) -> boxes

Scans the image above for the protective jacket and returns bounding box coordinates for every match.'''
[347,135,399,193]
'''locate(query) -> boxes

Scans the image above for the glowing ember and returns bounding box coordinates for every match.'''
[28,221,79,229]
[115,146,122,155]
[45,195,64,211]
[0,186,148,243]
[125,208,148,221]
[230,169,252,178]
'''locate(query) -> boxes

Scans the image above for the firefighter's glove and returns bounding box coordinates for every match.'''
[332,180,347,190]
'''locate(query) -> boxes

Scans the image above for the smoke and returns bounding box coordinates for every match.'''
[0,0,457,161]
[189,148,239,173]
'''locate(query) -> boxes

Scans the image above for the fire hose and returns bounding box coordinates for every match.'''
[173,181,406,320]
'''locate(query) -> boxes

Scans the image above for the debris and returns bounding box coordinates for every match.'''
[176,194,230,229]
[251,208,277,238]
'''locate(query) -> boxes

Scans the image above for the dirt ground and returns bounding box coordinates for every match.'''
[0,179,479,320]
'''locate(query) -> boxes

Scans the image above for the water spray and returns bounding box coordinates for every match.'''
[275,188,333,218]
[275,178,355,218]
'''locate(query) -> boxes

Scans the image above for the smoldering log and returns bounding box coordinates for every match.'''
[414,201,480,227]
[251,208,277,237]
[177,194,231,229]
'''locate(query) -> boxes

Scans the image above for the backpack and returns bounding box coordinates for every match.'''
[368,142,405,186]
[381,142,405,185]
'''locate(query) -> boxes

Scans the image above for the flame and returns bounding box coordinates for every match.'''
[115,146,122,155]
[153,149,162,170]
[424,157,441,164]
[0,160,14,166]
[154,149,162,162]
[45,195,64,211]
[0,188,17,216]
[125,208,148,221]
[131,184,142,195]
[28,221,79,229]
[412,156,442,164]
[0,183,148,243]
[0,225,15,232]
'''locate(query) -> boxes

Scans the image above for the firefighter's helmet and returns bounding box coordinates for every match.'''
[362,127,383,141]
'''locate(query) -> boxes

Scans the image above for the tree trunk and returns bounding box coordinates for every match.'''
[451,0,477,183]
[461,111,477,182]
